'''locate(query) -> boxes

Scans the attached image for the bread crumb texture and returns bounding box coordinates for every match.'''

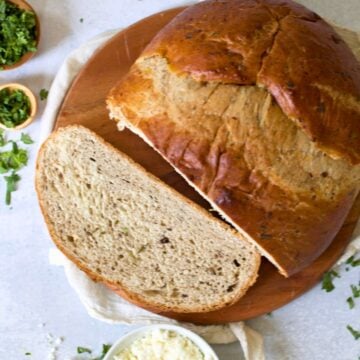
[36,126,260,313]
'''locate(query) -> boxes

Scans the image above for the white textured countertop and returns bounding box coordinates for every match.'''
[0,1,359,359]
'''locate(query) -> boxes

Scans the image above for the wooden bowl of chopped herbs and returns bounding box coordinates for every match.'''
[0,83,37,130]
[0,0,40,70]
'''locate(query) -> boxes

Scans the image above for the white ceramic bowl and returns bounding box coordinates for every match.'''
[103,324,219,360]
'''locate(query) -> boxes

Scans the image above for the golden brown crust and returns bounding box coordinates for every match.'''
[143,0,360,164]
[107,1,360,276]
[109,89,357,275]
[35,125,260,313]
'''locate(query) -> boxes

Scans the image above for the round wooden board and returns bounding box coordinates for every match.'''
[55,7,360,324]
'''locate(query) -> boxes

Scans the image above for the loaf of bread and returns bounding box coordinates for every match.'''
[107,0,360,276]
[36,126,260,313]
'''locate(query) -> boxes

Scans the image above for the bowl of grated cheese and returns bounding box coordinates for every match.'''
[103,324,219,360]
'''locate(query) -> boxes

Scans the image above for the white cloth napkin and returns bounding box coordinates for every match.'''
[42,27,360,360]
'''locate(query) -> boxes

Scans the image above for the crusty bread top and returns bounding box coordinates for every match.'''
[143,0,360,164]
[36,125,260,313]
[107,5,360,276]
[107,57,358,276]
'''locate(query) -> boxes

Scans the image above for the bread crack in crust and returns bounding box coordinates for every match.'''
[107,0,360,276]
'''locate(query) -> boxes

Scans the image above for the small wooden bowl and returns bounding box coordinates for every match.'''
[2,0,40,71]
[0,83,37,131]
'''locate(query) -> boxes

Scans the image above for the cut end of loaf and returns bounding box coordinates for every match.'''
[36,125,260,313]
[107,105,290,278]
[106,20,360,277]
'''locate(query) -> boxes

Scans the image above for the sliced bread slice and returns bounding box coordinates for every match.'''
[36,125,260,313]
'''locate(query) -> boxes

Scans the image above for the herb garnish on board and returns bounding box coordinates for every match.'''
[0,0,37,67]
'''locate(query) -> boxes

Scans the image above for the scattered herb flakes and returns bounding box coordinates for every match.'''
[102,344,112,353]
[346,256,360,267]
[0,0,37,67]
[0,128,6,146]
[0,146,28,172]
[347,325,360,340]
[39,88,49,101]
[12,140,18,153]
[20,133,34,144]
[321,270,340,292]
[351,284,360,298]
[4,170,20,205]
[91,344,112,360]
[347,297,355,309]
[25,352,31,356]
[266,312,273,317]
[77,346,92,354]
[0,88,31,128]
[80,18,84,23]
[0,134,32,205]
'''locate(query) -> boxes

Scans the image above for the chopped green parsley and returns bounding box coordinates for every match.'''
[0,0,37,67]
[20,133,34,144]
[351,284,360,298]
[347,297,355,309]
[0,132,33,205]
[39,88,48,101]
[77,346,92,354]
[321,270,340,292]
[0,128,6,146]
[0,143,28,173]
[346,255,360,267]
[347,325,360,340]
[92,344,112,360]
[5,170,20,205]
[0,88,31,128]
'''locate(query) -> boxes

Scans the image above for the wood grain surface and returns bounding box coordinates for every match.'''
[55,7,360,324]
